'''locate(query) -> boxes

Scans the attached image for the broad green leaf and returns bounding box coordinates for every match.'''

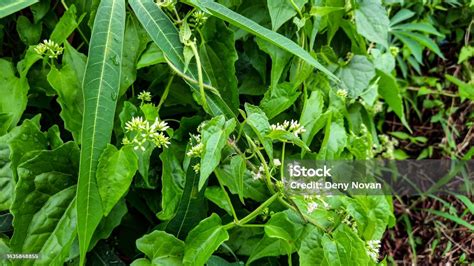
[260,82,301,119]
[298,227,325,265]
[0,0,39,18]
[247,235,290,264]
[376,70,409,129]
[96,145,138,216]
[243,104,273,159]
[310,6,344,17]
[29,0,49,23]
[50,5,84,44]
[157,146,185,221]
[76,0,126,264]
[372,48,395,74]
[132,230,184,266]
[205,186,233,215]
[0,56,39,133]
[191,0,338,81]
[0,143,13,211]
[199,115,236,190]
[10,142,79,258]
[16,15,42,45]
[337,55,375,98]
[256,38,292,88]
[183,214,229,265]
[207,256,243,266]
[200,18,239,111]
[264,211,304,243]
[165,158,208,239]
[89,199,128,249]
[47,42,86,143]
[317,119,347,160]
[300,90,325,146]
[458,45,474,64]
[267,0,306,31]
[354,0,389,48]
[129,0,236,118]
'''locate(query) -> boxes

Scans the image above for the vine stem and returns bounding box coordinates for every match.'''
[223,192,281,230]
[246,136,275,194]
[189,41,209,112]
[214,170,239,222]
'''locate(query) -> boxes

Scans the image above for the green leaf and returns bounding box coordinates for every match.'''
[10,142,79,258]
[337,55,375,98]
[300,90,325,146]
[392,22,443,37]
[458,45,474,64]
[16,15,42,45]
[354,0,389,48]
[389,9,415,26]
[199,115,236,190]
[255,38,292,88]
[200,18,239,111]
[96,145,138,216]
[205,186,233,215]
[192,0,338,81]
[376,70,409,129]
[50,4,84,44]
[243,103,273,159]
[137,44,165,69]
[129,0,236,118]
[47,42,86,143]
[165,157,208,239]
[0,0,39,18]
[248,235,290,264]
[298,227,325,265]
[229,155,245,204]
[260,82,301,119]
[183,213,229,266]
[133,230,185,266]
[0,143,13,211]
[321,224,371,265]
[157,146,185,221]
[397,31,445,59]
[267,130,310,151]
[264,211,304,243]
[317,119,347,160]
[76,0,126,264]
[267,0,306,31]
[445,74,474,101]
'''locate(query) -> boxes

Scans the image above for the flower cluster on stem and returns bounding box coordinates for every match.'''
[34,39,63,59]
[122,117,170,151]
[270,120,306,136]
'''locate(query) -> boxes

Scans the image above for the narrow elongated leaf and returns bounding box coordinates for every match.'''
[76,0,126,264]
[376,70,409,129]
[192,0,338,81]
[0,0,39,19]
[129,0,236,118]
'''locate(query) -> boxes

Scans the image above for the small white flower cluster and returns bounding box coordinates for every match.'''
[366,240,381,262]
[122,117,170,151]
[373,134,399,159]
[342,213,358,232]
[270,120,306,136]
[187,134,203,158]
[304,195,330,214]
[155,0,176,9]
[34,39,64,59]
[251,164,265,180]
[192,11,208,26]
[137,91,152,102]
[336,89,348,98]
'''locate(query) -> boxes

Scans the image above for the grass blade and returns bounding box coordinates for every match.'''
[0,0,39,19]
[76,0,126,264]
[190,0,338,81]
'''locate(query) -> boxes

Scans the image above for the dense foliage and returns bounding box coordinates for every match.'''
[0,0,472,265]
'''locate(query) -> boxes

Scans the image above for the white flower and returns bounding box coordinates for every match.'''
[192,163,200,173]
[273,159,281,167]
[307,202,318,213]
[366,240,381,262]
[187,134,203,158]
[138,91,152,102]
[252,165,265,180]
[123,116,170,151]
[336,89,348,98]
[271,120,306,136]
[34,39,63,59]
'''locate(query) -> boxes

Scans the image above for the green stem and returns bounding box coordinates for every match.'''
[157,75,174,114]
[246,136,275,194]
[215,170,239,222]
[223,192,281,230]
[280,142,286,180]
[189,42,208,111]
[289,0,303,18]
